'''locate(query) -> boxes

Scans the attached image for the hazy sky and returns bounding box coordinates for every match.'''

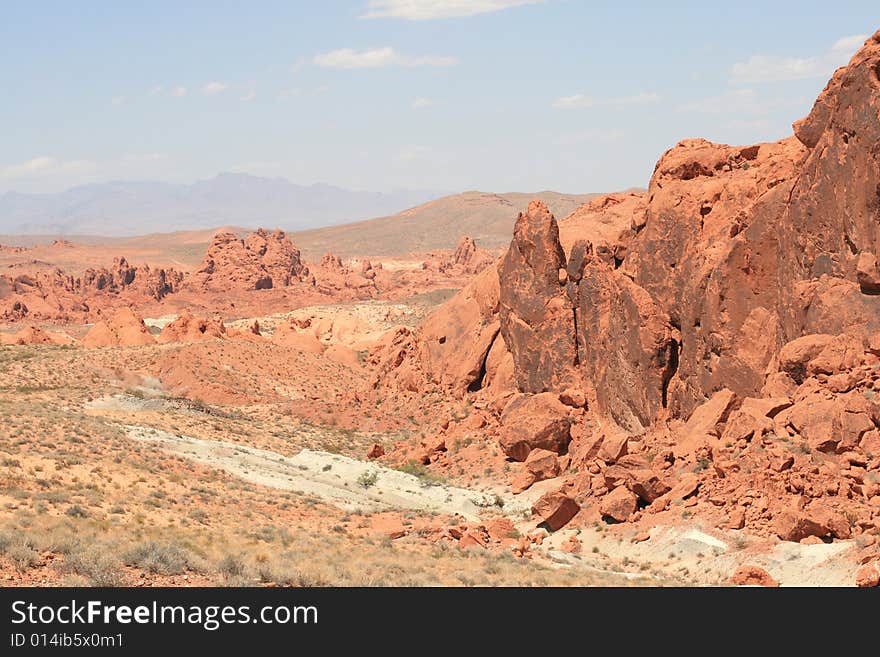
[1,1,877,194]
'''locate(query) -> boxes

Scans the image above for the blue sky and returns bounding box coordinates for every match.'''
[1,1,877,194]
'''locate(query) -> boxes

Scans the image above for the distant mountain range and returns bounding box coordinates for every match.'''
[0,173,445,236]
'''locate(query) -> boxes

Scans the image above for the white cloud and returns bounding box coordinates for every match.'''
[730,33,867,84]
[412,97,434,108]
[552,92,659,109]
[202,81,228,95]
[0,156,96,180]
[678,88,803,116]
[240,90,256,102]
[360,0,543,20]
[111,96,126,105]
[0,154,179,193]
[831,34,868,53]
[172,86,187,97]
[313,47,456,69]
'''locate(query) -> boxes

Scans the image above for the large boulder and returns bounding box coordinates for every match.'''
[499,393,572,461]
[773,502,852,542]
[531,489,580,531]
[599,486,638,522]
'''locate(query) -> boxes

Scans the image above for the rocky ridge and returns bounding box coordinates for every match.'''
[374,31,880,551]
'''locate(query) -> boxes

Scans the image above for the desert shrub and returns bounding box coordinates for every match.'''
[6,543,39,572]
[65,505,88,518]
[0,530,18,552]
[62,546,125,586]
[124,540,194,575]
[397,461,445,486]
[217,554,247,579]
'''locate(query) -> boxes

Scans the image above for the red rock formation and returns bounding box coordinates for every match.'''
[80,257,181,301]
[438,236,494,275]
[158,311,227,343]
[499,200,576,394]
[192,228,311,291]
[0,257,183,322]
[453,236,477,266]
[730,565,778,587]
[0,325,75,346]
[312,252,378,298]
[270,322,325,353]
[376,31,880,541]
[856,563,880,587]
[499,393,572,461]
[82,307,156,347]
[531,489,580,530]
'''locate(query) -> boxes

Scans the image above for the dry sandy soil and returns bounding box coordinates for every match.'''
[1,292,867,588]
[0,301,659,587]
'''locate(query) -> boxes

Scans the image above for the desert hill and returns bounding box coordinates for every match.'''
[286,190,624,259]
[0,189,616,270]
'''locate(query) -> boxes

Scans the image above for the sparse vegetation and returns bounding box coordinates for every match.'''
[124,540,198,575]
[62,546,126,587]
[397,460,446,486]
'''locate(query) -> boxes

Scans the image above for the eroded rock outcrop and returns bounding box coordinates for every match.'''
[0,258,183,322]
[158,311,227,343]
[82,307,155,347]
[0,325,76,346]
[376,31,880,539]
[192,229,311,291]
[499,200,577,394]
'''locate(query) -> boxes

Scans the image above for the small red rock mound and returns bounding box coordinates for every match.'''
[0,325,75,346]
[730,565,778,587]
[320,252,345,271]
[82,307,155,347]
[310,239,496,302]
[227,320,266,343]
[438,236,495,275]
[313,252,379,297]
[191,228,312,291]
[368,262,512,397]
[270,322,325,354]
[157,311,227,343]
